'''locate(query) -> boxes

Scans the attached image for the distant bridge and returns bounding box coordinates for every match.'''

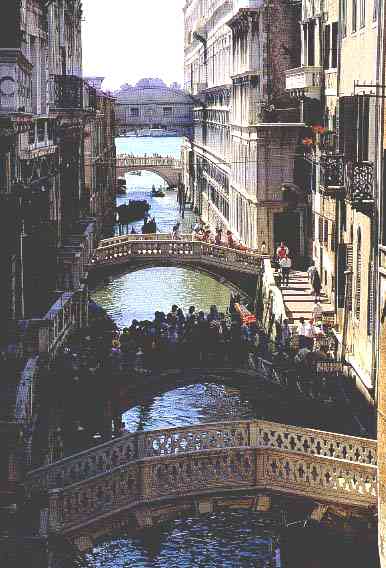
[116,154,182,187]
[26,419,377,550]
[89,234,261,296]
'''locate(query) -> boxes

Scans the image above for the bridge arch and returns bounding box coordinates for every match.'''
[116,166,178,188]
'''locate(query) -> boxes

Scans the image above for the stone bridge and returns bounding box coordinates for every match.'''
[116,154,182,187]
[89,234,261,296]
[26,419,377,549]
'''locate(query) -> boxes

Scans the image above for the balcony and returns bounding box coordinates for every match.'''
[347,161,374,215]
[0,49,32,115]
[319,154,345,197]
[285,66,323,100]
[49,75,97,112]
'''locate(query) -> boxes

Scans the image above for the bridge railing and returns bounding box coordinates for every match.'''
[116,155,181,168]
[46,446,377,534]
[92,238,261,274]
[26,419,377,494]
[99,233,196,247]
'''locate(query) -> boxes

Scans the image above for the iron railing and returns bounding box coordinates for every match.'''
[347,161,375,214]
[320,154,345,194]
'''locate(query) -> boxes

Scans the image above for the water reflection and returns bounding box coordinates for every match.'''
[88,512,279,568]
[122,384,253,432]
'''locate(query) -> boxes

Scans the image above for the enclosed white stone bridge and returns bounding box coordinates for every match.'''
[89,234,261,295]
[26,419,377,549]
[116,154,182,187]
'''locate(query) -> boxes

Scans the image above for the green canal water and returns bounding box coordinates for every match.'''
[88,138,378,568]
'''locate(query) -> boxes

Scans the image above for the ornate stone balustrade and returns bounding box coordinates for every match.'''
[285,66,323,99]
[47,447,377,535]
[116,155,181,169]
[99,233,195,247]
[26,419,377,495]
[91,238,261,275]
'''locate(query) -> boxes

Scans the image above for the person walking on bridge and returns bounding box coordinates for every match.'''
[279,255,292,287]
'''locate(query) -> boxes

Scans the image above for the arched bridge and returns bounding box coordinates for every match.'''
[26,419,377,549]
[89,234,261,296]
[116,154,182,187]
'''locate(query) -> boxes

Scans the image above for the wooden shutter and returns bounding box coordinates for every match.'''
[367,263,375,335]
[338,96,357,159]
[346,244,353,311]
[337,244,346,308]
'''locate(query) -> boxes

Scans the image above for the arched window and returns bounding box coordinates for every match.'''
[355,229,362,319]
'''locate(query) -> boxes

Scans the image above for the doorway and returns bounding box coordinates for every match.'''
[273,211,301,260]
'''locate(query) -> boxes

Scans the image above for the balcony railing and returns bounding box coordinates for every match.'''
[320,154,345,195]
[49,75,97,112]
[285,66,323,99]
[347,161,375,214]
[0,49,32,114]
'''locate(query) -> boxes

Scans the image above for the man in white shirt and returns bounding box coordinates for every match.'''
[279,255,292,286]
[304,319,316,349]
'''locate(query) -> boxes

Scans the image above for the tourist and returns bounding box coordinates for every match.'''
[172,222,181,240]
[307,261,317,286]
[261,241,267,255]
[312,301,323,323]
[276,241,289,259]
[304,319,316,350]
[227,230,235,248]
[311,269,322,301]
[297,317,307,349]
[130,226,137,234]
[281,319,291,350]
[279,255,292,287]
[215,228,222,246]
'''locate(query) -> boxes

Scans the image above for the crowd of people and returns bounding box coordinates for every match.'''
[110,299,259,372]
[190,221,253,252]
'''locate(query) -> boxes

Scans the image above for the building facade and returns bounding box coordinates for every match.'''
[182,0,304,253]
[0,0,116,500]
[114,78,194,136]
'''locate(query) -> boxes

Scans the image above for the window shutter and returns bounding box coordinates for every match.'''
[337,244,346,308]
[367,263,375,335]
[346,243,353,311]
[338,96,357,159]
[331,222,336,251]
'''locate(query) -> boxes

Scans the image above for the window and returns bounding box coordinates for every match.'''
[308,21,315,65]
[37,120,45,143]
[163,107,173,117]
[323,25,330,69]
[28,123,35,145]
[324,220,329,246]
[342,0,347,36]
[352,0,357,32]
[331,23,338,67]
[373,0,379,20]
[360,0,366,27]
[130,107,139,117]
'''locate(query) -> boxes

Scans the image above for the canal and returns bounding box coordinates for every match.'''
[87,137,378,568]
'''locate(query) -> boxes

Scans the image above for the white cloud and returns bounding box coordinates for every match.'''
[82,0,185,89]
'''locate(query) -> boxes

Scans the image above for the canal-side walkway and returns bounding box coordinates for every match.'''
[277,270,334,324]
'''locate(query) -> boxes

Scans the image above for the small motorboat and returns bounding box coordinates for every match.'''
[151,185,165,197]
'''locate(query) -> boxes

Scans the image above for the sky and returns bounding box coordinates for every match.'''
[81,0,185,90]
